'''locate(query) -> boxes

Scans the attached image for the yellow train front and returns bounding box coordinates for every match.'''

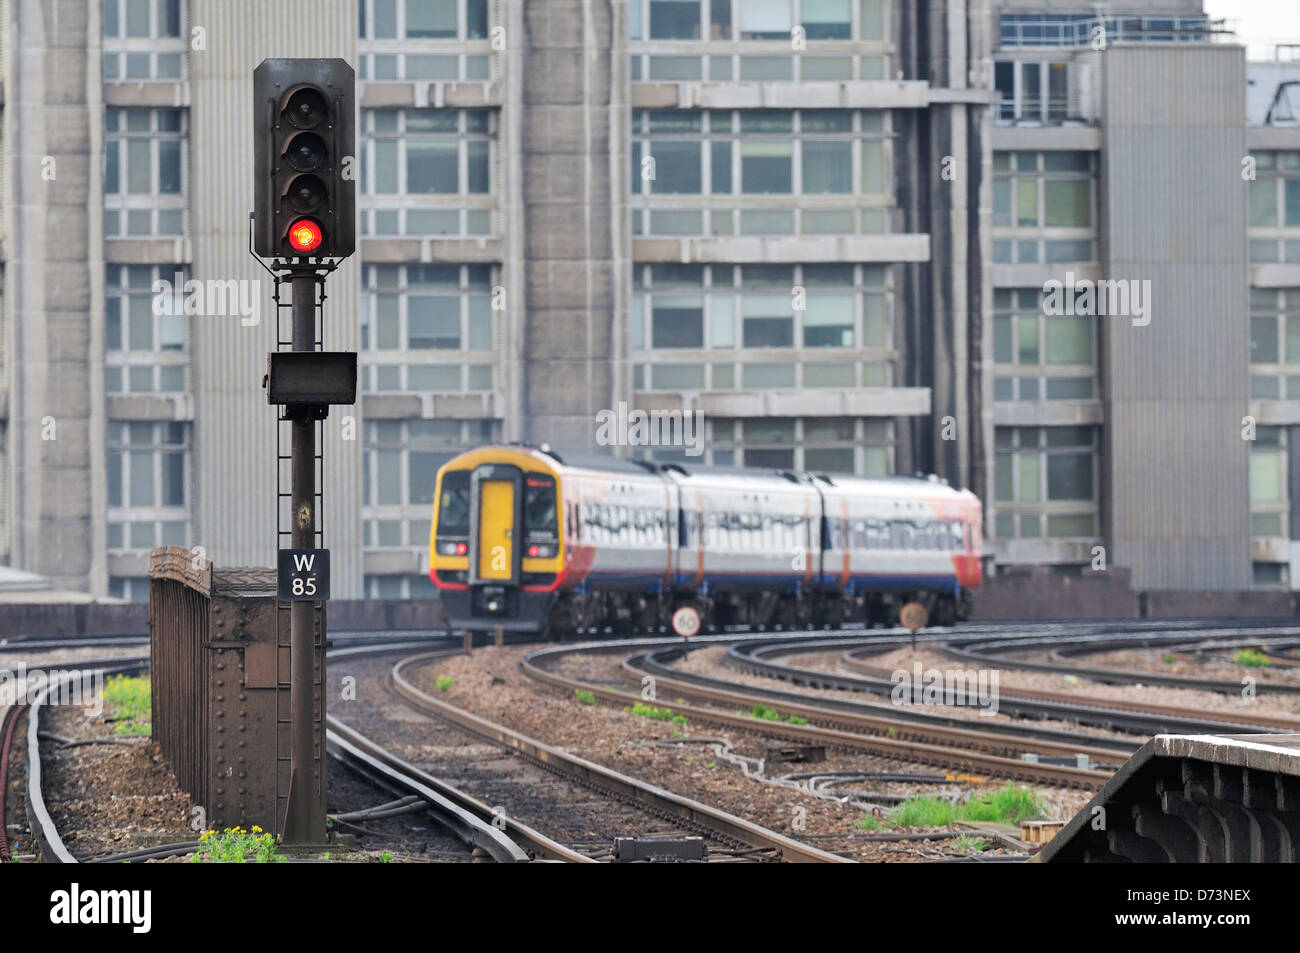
[428,446,566,633]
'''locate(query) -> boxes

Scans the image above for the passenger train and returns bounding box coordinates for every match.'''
[428,445,983,636]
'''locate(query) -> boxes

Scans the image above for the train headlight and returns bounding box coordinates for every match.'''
[526,542,557,558]
[436,540,469,556]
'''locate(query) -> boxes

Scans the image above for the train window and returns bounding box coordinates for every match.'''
[525,475,557,537]
[436,471,471,537]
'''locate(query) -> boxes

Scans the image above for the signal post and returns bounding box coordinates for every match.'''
[252,58,357,844]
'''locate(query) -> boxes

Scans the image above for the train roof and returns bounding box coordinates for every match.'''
[463,446,975,499]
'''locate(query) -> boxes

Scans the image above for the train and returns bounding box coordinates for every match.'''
[428,445,983,637]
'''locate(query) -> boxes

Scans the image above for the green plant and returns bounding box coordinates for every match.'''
[1161,654,1177,664]
[786,714,807,726]
[1234,648,1270,668]
[574,689,596,706]
[855,813,884,831]
[103,674,151,736]
[751,703,782,721]
[951,834,990,852]
[886,726,897,738]
[625,701,685,723]
[705,761,716,770]
[190,826,283,863]
[379,852,394,863]
[435,674,454,692]
[891,784,1045,829]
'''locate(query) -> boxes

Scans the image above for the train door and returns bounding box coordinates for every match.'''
[470,464,522,585]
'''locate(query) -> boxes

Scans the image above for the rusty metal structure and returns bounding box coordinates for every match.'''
[149,547,326,834]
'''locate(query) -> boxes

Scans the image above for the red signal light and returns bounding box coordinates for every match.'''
[287,218,323,253]
[455,542,468,556]
[528,544,540,558]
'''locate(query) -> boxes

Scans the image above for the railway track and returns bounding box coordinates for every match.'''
[520,638,1113,789]
[717,636,1300,735]
[373,650,850,862]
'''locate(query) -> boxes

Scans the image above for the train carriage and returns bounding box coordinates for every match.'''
[429,444,982,636]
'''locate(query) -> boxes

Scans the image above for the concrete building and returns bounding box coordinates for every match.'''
[0,0,1295,601]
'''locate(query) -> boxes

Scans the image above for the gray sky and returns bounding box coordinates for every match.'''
[1203,0,1300,57]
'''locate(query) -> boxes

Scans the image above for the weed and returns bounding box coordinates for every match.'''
[574,689,596,705]
[190,826,283,864]
[855,814,883,831]
[1235,648,1270,668]
[435,674,454,692]
[103,674,151,736]
[625,701,685,723]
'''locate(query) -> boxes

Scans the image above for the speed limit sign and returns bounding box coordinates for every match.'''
[671,605,702,637]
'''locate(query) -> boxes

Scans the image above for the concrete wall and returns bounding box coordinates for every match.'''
[517,0,627,450]
[4,0,106,591]
[1100,45,1250,590]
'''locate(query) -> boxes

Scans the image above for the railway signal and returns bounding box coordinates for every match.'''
[253,58,355,261]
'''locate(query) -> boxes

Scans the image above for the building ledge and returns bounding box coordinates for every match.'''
[104,237,192,265]
[103,81,190,107]
[633,234,928,264]
[360,81,500,108]
[1247,126,1300,149]
[1251,264,1300,288]
[989,538,1100,564]
[363,550,427,575]
[360,236,501,263]
[991,125,1101,150]
[682,386,930,418]
[632,80,931,109]
[1251,398,1300,425]
[106,394,194,421]
[361,391,501,419]
[992,263,1101,287]
[993,400,1104,426]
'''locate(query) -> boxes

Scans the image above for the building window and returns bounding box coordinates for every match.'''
[992,150,1094,264]
[360,0,488,41]
[993,60,1070,123]
[632,0,882,42]
[632,110,888,236]
[106,422,190,553]
[1248,288,1300,399]
[359,264,496,394]
[1247,153,1300,264]
[685,416,890,475]
[630,263,890,393]
[362,418,498,554]
[103,0,186,81]
[993,288,1096,402]
[363,574,441,598]
[105,265,189,395]
[104,108,187,237]
[108,577,152,603]
[1250,426,1288,538]
[994,426,1098,539]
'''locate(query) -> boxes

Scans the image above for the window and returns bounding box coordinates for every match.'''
[104,108,187,237]
[360,0,488,40]
[1247,153,1300,264]
[1249,289,1300,398]
[993,60,1070,123]
[1250,426,1287,542]
[363,418,498,554]
[631,264,890,393]
[697,417,891,475]
[105,265,189,395]
[992,151,1095,264]
[360,264,496,393]
[364,109,491,197]
[633,110,888,236]
[106,421,190,552]
[103,0,185,81]
[993,288,1096,403]
[994,427,1098,539]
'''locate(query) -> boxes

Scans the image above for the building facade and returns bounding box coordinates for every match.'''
[0,0,1296,600]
